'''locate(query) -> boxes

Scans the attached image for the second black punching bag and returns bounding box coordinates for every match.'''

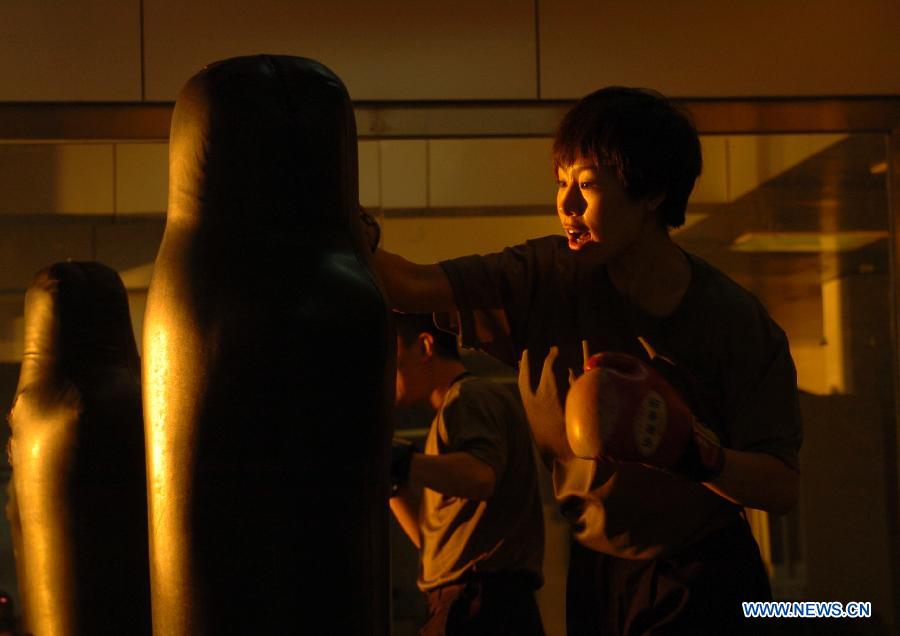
[143,56,393,634]
[8,262,151,635]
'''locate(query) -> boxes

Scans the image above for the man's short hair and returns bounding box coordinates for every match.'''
[394,312,461,361]
[552,86,702,229]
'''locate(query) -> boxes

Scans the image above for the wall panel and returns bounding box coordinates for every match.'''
[428,138,553,207]
[539,0,900,98]
[0,295,23,363]
[116,143,169,215]
[359,141,381,208]
[0,0,141,101]
[144,0,536,101]
[382,215,560,263]
[380,140,428,209]
[0,145,114,216]
[0,224,93,290]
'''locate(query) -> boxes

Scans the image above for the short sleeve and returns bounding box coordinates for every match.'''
[727,333,803,471]
[439,241,542,367]
[440,386,510,483]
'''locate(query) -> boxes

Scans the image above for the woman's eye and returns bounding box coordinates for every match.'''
[557,180,567,189]
[580,181,596,189]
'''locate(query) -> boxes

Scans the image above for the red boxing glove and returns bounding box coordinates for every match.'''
[565,352,725,481]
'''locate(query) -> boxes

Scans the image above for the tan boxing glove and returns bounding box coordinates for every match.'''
[565,352,725,481]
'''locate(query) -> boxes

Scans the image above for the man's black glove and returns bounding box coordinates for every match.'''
[390,437,415,497]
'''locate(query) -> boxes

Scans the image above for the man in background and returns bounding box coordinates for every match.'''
[389,312,545,636]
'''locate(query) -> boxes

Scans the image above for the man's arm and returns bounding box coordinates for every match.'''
[409,451,497,501]
[372,249,456,313]
[389,485,422,548]
[706,450,799,514]
[389,451,497,548]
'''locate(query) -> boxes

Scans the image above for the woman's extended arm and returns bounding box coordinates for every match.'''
[372,248,456,313]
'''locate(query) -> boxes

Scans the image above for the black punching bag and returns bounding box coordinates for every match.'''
[5,478,29,633]
[142,55,393,634]
[7,262,151,635]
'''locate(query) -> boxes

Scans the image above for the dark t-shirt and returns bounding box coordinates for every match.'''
[439,235,802,559]
[418,376,545,591]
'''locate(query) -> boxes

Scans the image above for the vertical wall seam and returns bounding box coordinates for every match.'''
[376,139,383,211]
[534,0,542,99]
[112,143,118,220]
[724,138,732,202]
[425,139,431,209]
[139,0,146,101]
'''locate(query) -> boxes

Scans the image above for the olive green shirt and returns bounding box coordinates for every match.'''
[439,236,802,559]
[418,376,544,591]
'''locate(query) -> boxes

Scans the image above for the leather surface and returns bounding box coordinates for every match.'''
[143,55,393,635]
[8,261,151,635]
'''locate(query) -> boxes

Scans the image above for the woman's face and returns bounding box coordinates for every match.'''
[555,160,654,257]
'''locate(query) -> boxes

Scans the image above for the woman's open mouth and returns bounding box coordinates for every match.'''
[566,227,592,249]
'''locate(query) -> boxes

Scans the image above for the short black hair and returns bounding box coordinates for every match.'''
[552,87,702,229]
[393,312,461,361]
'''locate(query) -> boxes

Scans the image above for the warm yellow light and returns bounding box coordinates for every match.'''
[143,317,196,630]
[146,326,170,489]
[145,323,175,591]
[869,161,887,175]
[731,231,888,253]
